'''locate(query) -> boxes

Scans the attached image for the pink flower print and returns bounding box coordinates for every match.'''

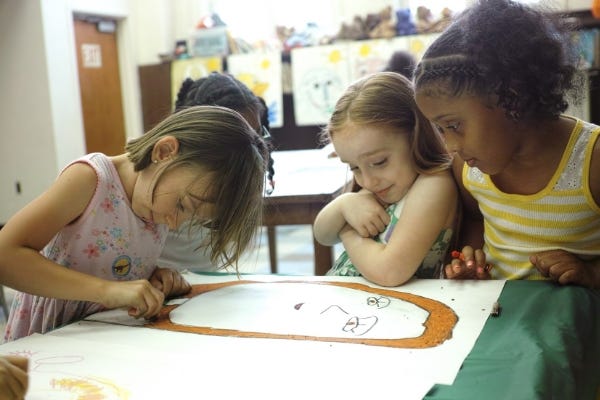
[83,243,100,258]
[100,197,114,213]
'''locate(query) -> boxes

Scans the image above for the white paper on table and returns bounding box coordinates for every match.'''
[82,273,505,385]
[0,329,435,400]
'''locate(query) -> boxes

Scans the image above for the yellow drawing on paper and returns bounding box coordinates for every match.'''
[50,376,130,400]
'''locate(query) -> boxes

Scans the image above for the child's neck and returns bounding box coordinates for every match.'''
[111,154,137,202]
[491,116,575,195]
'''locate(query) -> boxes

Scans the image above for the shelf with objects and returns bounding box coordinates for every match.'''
[138,9,600,147]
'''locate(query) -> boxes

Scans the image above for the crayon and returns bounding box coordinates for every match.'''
[490,301,502,317]
[451,250,465,261]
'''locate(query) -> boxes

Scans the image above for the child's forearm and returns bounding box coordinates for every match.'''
[313,198,348,246]
[459,214,484,250]
[588,258,600,289]
[340,229,417,287]
[0,246,106,303]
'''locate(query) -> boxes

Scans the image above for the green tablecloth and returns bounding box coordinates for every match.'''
[425,280,600,400]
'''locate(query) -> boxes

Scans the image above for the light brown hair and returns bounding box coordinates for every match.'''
[126,105,268,269]
[322,71,451,176]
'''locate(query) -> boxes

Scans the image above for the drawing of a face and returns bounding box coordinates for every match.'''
[301,69,344,115]
[354,57,386,78]
[148,280,458,348]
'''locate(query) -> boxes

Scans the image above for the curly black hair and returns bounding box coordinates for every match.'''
[174,72,275,188]
[414,0,583,121]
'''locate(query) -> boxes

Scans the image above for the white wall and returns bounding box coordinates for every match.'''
[0,0,57,222]
[0,0,143,223]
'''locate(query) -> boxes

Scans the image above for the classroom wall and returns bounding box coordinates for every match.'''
[0,0,57,223]
[0,0,595,222]
[0,0,142,223]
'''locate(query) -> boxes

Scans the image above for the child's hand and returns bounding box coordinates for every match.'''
[150,267,192,298]
[0,355,28,400]
[530,250,599,288]
[102,279,165,319]
[341,191,389,238]
[445,246,492,280]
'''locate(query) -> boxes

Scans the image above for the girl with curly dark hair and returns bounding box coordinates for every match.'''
[414,0,600,288]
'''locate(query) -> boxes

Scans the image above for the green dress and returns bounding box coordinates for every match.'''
[326,198,453,279]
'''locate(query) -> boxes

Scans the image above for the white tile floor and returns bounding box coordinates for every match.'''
[0,225,343,332]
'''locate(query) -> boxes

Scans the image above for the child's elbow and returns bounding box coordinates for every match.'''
[313,230,339,246]
[368,261,415,287]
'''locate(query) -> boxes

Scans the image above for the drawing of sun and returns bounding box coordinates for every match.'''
[147,280,458,348]
[29,373,129,399]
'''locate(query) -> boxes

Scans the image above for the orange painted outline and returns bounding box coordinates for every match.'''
[146,280,458,348]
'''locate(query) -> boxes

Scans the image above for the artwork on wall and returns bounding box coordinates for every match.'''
[401,33,440,61]
[290,34,441,126]
[347,39,395,81]
[170,56,223,105]
[227,52,284,128]
[291,44,351,126]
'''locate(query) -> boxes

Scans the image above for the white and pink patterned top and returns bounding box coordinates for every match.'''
[4,153,168,342]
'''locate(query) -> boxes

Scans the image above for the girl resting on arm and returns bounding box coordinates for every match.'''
[0,105,269,342]
[314,72,459,287]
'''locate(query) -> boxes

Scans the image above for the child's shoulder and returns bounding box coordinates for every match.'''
[417,168,455,184]
[411,169,457,196]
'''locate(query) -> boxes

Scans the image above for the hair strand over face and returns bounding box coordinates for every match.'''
[126,105,269,270]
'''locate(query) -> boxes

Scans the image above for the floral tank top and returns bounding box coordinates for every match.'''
[4,153,168,342]
[326,197,452,279]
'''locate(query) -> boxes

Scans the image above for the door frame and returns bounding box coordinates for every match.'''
[71,8,143,144]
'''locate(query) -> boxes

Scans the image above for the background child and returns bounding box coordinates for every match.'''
[413,0,600,288]
[383,50,417,80]
[158,72,275,272]
[313,71,458,287]
[0,105,269,342]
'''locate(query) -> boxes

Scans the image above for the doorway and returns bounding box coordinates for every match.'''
[74,17,126,156]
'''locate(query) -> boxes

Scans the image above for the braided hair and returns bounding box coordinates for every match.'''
[257,96,276,193]
[413,0,582,121]
[174,72,275,190]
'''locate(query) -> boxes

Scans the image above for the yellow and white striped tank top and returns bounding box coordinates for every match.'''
[463,118,600,280]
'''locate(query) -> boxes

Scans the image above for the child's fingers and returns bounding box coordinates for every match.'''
[444,263,459,278]
[445,260,467,279]
[458,246,476,270]
[475,264,492,279]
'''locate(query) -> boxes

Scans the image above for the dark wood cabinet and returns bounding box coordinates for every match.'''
[138,62,172,133]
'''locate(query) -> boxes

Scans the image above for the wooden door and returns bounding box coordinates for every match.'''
[74,18,126,156]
